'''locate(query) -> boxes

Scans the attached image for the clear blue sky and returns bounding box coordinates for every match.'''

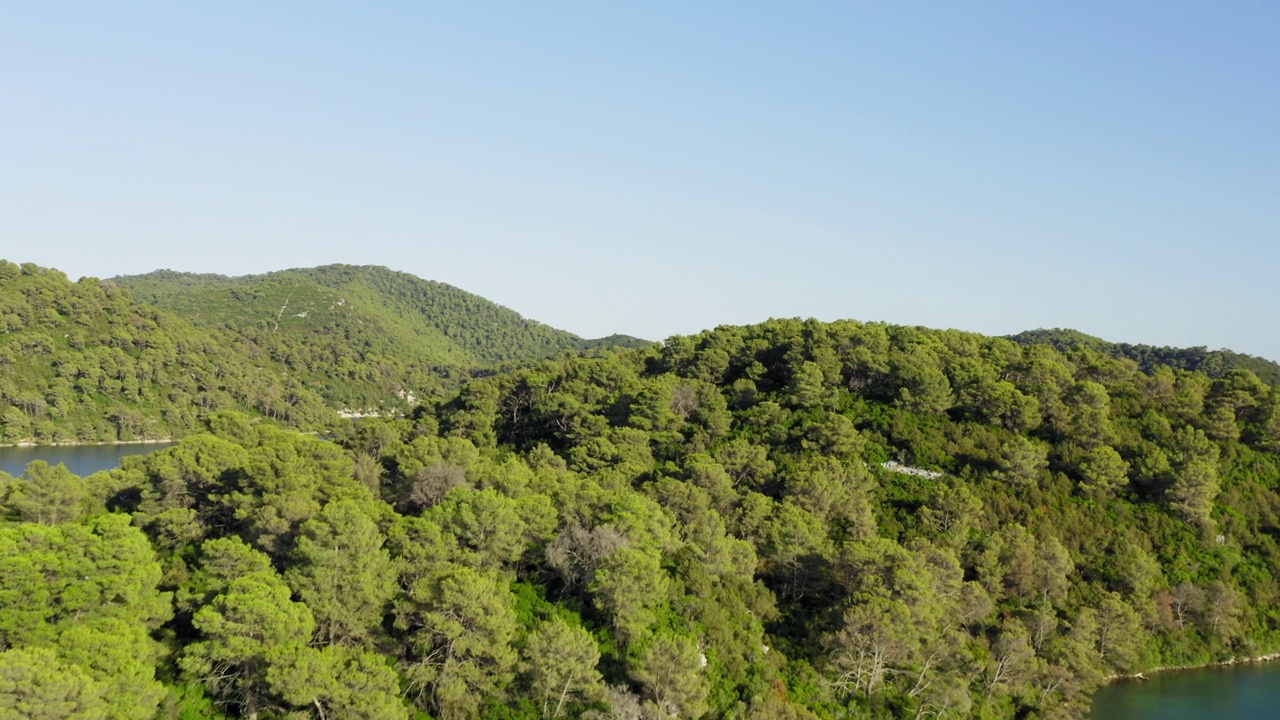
[3,3,1278,359]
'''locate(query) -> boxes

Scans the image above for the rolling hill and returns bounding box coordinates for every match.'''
[0,260,649,444]
[0,260,335,443]
[113,265,651,409]
[1008,328,1280,385]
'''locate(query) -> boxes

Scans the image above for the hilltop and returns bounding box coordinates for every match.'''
[113,264,651,409]
[0,261,649,444]
[4,316,1279,719]
[1009,328,1280,386]
[0,261,335,443]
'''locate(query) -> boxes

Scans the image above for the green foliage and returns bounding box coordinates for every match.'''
[269,645,407,720]
[181,568,316,713]
[0,260,649,446]
[5,461,89,525]
[5,291,1280,719]
[630,633,710,718]
[0,647,107,720]
[116,264,650,412]
[0,514,170,719]
[1009,328,1280,386]
[398,564,519,720]
[0,261,340,444]
[520,617,604,718]
[284,499,396,647]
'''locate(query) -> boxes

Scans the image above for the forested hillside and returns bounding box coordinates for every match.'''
[1009,328,1280,386]
[4,317,1280,719]
[0,261,650,445]
[115,265,651,410]
[0,261,335,443]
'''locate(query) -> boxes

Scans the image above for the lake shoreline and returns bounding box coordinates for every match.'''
[1104,650,1280,684]
[0,438,174,449]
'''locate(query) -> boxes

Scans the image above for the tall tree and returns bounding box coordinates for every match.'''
[6,461,87,525]
[630,633,709,719]
[398,565,518,720]
[520,617,604,718]
[0,647,107,720]
[181,570,316,717]
[285,499,396,647]
[269,645,408,720]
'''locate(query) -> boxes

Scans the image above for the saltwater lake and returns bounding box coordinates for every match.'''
[1091,661,1280,719]
[0,442,174,478]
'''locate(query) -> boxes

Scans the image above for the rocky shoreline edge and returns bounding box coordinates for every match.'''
[1107,651,1280,683]
[0,438,174,449]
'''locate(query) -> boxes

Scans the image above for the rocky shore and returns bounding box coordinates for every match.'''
[0,437,174,448]
[1107,651,1280,683]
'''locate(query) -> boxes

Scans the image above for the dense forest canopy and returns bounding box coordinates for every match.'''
[1008,329,1280,387]
[0,261,647,444]
[4,303,1280,718]
[114,265,651,410]
[0,261,337,443]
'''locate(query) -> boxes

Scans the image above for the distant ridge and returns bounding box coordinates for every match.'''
[0,260,336,443]
[113,265,651,408]
[1008,328,1280,385]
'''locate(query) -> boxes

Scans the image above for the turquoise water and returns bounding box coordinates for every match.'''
[1091,661,1280,720]
[0,442,174,478]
